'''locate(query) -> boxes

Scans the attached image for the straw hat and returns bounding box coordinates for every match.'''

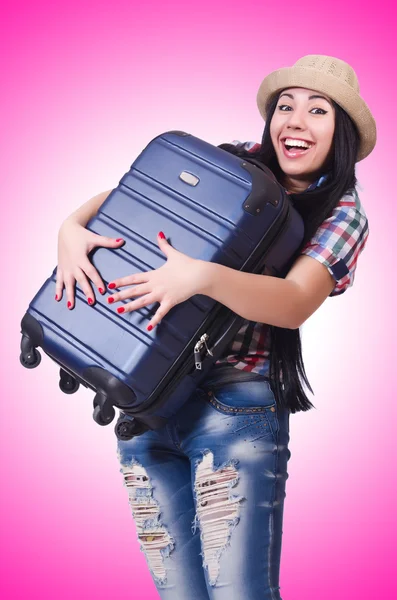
[256,55,376,162]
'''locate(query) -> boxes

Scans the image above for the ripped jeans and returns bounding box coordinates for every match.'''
[116,379,291,600]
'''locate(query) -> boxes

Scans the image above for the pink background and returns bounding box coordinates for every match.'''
[1,0,396,598]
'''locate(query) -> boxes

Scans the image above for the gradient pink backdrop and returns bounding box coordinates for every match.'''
[1,0,396,598]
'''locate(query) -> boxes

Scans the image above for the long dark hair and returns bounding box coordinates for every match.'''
[218,91,360,413]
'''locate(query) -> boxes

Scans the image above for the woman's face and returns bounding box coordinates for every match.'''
[269,87,336,193]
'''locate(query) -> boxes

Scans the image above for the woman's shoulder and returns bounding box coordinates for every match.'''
[314,188,368,246]
[334,188,368,223]
[224,140,261,153]
[302,187,369,297]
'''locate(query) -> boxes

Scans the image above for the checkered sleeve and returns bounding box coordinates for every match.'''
[300,190,369,297]
[228,140,261,152]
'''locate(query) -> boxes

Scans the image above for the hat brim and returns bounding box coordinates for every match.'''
[256,66,376,162]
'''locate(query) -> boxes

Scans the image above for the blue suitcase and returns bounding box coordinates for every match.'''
[20,131,304,440]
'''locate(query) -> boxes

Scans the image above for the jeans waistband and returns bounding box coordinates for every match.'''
[198,366,270,391]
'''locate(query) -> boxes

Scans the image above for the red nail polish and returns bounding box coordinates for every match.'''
[67,301,72,308]
[107,297,115,304]
[108,283,116,289]
[99,288,104,294]
[158,231,165,239]
[117,307,125,314]
[116,238,124,242]
[88,298,94,305]
[55,294,58,301]
[147,324,153,331]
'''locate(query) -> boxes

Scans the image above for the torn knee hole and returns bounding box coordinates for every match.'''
[119,461,175,585]
[193,451,245,586]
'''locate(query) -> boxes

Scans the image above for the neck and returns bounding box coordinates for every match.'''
[280,174,314,194]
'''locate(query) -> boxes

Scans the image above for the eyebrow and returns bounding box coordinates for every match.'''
[279,92,331,105]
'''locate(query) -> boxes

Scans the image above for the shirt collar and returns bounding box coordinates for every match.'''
[305,173,329,191]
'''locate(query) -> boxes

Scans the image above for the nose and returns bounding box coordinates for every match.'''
[286,107,307,130]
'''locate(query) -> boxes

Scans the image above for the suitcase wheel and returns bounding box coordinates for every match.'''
[92,391,115,426]
[20,333,42,369]
[59,368,80,394]
[93,403,115,426]
[20,348,41,369]
[114,415,149,440]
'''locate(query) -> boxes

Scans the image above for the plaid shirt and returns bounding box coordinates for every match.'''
[213,140,370,377]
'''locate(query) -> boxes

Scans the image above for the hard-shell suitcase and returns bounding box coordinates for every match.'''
[20,131,304,440]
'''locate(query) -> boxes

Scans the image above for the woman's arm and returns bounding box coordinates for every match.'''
[62,189,113,227]
[202,256,335,329]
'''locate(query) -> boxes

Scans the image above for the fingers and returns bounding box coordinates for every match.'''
[55,262,108,308]
[55,234,125,309]
[74,268,96,306]
[92,234,125,249]
[146,302,170,331]
[55,263,169,330]
[108,271,149,289]
[115,292,157,314]
[81,259,106,296]
[55,268,64,302]
[64,274,76,309]
[115,293,170,333]
[107,283,151,304]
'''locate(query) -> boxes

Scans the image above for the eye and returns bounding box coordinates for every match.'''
[311,107,328,115]
[277,105,328,115]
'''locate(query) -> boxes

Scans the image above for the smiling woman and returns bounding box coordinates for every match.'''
[114,56,376,600]
[213,55,375,417]
[55,54,376,600]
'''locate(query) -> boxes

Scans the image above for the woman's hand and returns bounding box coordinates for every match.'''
[106,231,212,330]
[56,218,125,309]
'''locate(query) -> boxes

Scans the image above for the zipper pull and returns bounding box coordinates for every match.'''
[194,333,212,370]
[194,349,203,370]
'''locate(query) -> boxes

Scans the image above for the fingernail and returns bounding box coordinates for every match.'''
[116,238,124,242]
[67,301,72,308]
[108,282,116,289]
[55,294,58,301]
[99,288,104,294]
[158,231,165,239]
[107,297,115,304]
[117,307,125,314]
[88,298,94,305]
[147,324,153,331]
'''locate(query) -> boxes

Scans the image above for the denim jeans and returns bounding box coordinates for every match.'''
[116,379,291,600]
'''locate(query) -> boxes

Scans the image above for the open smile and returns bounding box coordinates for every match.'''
[280,138,315,159]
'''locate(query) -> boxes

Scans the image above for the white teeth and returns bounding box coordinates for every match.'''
[283,138,313,149]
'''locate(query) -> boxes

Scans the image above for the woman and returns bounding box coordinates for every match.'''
[56,55,376,599]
